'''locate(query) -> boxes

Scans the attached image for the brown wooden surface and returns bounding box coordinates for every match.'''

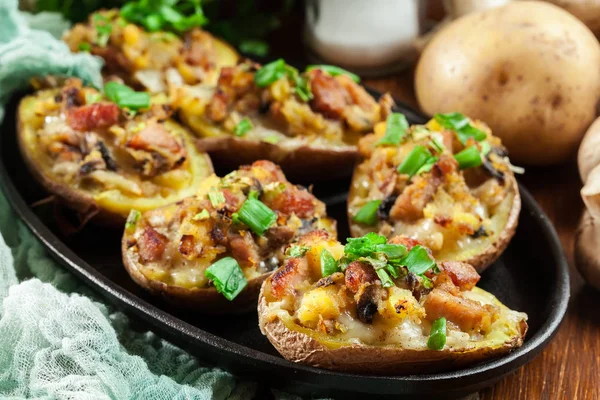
[363,70,600,400]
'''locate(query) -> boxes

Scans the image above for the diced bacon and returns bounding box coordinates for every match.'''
[179,234,201,259]
[183,29,215,67]
[390,167,443,222]
[248,160,287,184]
[270,257,310,298]
[228,231,260,268]
[138,226,168,262]
[267,188,316,218]
[308,69,349,119]
[127,122,182,155]
[439,261,480,291]
[344,261,378,293]
[388,236,423,251]
[337,75,377,110]
[66,103,120,132]
[423,288,498,333]
[205,90,228,122]
[436,154,458,175]
[221,188,245,211]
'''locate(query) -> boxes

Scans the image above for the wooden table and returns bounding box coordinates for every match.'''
[364,70,600,400]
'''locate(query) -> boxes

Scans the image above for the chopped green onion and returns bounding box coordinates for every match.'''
[93,14,112,47]
[374,244,407,260]
[207,188,225,207]
[376,113,409,146]
[239,39,269,57]
[397,145,436,178]
[78,42,92,52]
[427,317,447,350]
[234,118,253,137]
[285,65,312,102]
[454,146,482,170]
[104,81,132,103]
[376,268,394,288]
[353,200,382,226]
[480,141,492,157]
[85,92,103,104]
[117,91,151,110]
[263,135,281,144]
[235,193,277,235]
[320,249,340,277]
[429,137,445,153]
[306,65,360,83]
[401,245,437,275]
[421,275,433,289]
[120,0,207,34]
[204,257,248,300]
[434,112,487,144]
[192,209,210,221]
[125,209,141,231]
[287,245,309,258]
[254,59,287,87]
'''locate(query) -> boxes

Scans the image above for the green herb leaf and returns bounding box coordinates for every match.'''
[78,42,92,52]
[376,268,394,288]
[401,245,437,275]
[93,14,112,47]
[125,209,141,231]
[397,145,436,178]
[192,209,210,221]
[207,188,225,207]
[321,249,340,277]
[287,245,309,258]
[374,244,407,260]
[236,194,277,235]
[454,146,483,170]
[234,118,253,137]
[376,113,409,146]
[306,65,360,83]
[239,39,269,57]
[254,58,287,87]
[353,200,382,226]
[427,317,447,350]
[286,65,313,102]
[204,257,248,300]
[344,232,387,259]
[434,112,486,144]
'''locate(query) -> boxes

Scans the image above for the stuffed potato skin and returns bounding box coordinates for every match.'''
[122,160,337,312]
[175,61,394,180]
[258,232,528,374]
[348,115,521,271]
[17,79,213,226]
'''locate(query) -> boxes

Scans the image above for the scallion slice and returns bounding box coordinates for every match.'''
[353,200,382,226]
[235,192,277,235]
[376,113,409,146]
[454,146,482,169]
[287,245,309,258]
[207,188,225,207]
[434,112,487,144]
[204,257,248,300]
[192,209,210,221]
[254,59,287,87]
[306,65,360,83]
[320,249,339,277]
[427,317,447,350]
[397,145,435,178]
[234,118,253,137]
[125,209,141,231]
[401,245,436,275]
[117,91,151,110]
[85,92,103,105]
[376,268,394,288]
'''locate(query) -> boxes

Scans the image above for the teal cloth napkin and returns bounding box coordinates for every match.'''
[0,2,305,399]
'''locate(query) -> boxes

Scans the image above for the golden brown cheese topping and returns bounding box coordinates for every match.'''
[123,160,337,288]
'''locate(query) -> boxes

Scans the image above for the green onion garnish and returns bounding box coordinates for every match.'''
[239,39,269,57]
[480,141,491,156]
[235,191,277,235]
[125,209,141,231]
[78,42,92,52]
[204,257,248,300]
[104,82,150,111]
[120,0,207,34]
[376,268,394,288]
[306,65,360,83]
[287,245,309,258]
[207,188,225,207]
[427,317,447,350]
[85,92,103,104]
[263,135,281,144]
[401,245,437,275]
[320,249,340,277]
[93,14,112,47]
[434,112,486,144]
[192,209,210,221]
[353,200,382,226]
[454,146,483,169]
[234,118,253,137]
[397,145,437,178]
[254,58,287,87]
[376,113,409,146]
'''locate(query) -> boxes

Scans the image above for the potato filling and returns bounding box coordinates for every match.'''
[174,61,394,147]
[262,232,527,350]
[123,161,336,289]
[348,114,517,261]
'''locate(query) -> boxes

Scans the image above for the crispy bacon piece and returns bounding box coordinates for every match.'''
[308,69,349,119]
[127,122,182,155]
[267,188,315,218]
[423,288,498,333]
[66,103,120,131]
[247,160,287,183]
[388,236,423,251]
[183,29,215,67]
[390,167,443,222]
[439,261,480,291]
[138,226,168,262]
[270,257,310,299]
[436,154,458,175]
[337,75,377,110]
[228,231,260,268]
[205,90,228,122]
[344,261,378,293]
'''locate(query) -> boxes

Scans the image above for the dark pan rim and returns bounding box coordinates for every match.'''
[0,92,570,396]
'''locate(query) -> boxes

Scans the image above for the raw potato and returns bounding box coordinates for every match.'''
[542,0,600,37]
[574,210,600,290]
[416,1,600,165]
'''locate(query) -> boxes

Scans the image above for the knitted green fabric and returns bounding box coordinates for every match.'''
[0,2,307,399]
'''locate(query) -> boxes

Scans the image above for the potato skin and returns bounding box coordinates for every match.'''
[195,136,358,181]
[122,234,267,313]
[258,282,528,374]
[347,161,521,273]
[543,0,600,37]
[416,1,600,165]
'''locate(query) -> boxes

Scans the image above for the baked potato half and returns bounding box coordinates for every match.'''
[348,113,521,272]
[174,60,393,179]
[63,9,239,92]
[259,231,528,374]
[122,160,337,312]
[18,78,213,225]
